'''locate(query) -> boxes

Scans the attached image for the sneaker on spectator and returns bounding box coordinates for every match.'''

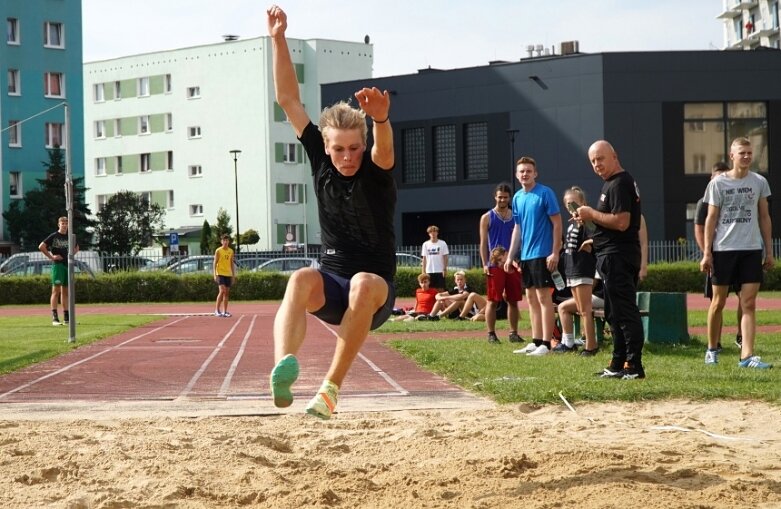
[527,344,550,356]
[579,348,599,357]
[514,343,538,354]
[573,337,585,347]
[738,356,773,369]
[552,343,576,353]
[214,310,222,317]
[52,319,62,327]
[508,332,524,343]
[596,362,624,378]
[704,349,719,365]
[487,332,501,344]
[735,335,743,349]
[223,311,232,318]
[620,364,646,380]
[716,342,723,352]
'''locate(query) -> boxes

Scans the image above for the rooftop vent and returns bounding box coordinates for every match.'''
[559,40,580,55]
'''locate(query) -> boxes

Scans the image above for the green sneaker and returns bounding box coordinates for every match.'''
[270,354,299,408]
[305,380,339,420]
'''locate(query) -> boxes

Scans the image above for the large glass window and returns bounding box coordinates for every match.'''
[8,69,20,95]
[9,171,21,197]
[8,121,20,146]
[44,22,64,48]
[433,125,456,182]
[45,122,63,148]
[7,18,19,44]
[402,128,426,183]
[683,102,768,174]
[44,72,65,97]
[464,122,489,180]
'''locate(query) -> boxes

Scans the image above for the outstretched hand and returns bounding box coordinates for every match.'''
[267,4,287,37]
[354,87,390,122]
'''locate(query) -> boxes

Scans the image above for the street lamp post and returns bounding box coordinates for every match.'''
[506,129,519,193]
[229,149,242,254]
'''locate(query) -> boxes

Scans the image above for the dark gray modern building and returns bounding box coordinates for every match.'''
[322,49,781,245]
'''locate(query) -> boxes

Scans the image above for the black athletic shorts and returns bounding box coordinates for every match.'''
[711,250,763,287]
[521,257,554,289]
[312,270,396,330]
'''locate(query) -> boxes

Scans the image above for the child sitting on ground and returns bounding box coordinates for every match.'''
[393,273,439,321]
[419,271,471,320]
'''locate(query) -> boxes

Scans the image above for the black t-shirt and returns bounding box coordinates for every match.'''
[299,122,397,280]
[593,170,641,262]
[43,231,70,264]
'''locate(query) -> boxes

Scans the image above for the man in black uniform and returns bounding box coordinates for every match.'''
[267,5,396,419]
[576,140,645,379]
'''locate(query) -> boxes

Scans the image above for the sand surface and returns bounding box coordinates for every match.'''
[2,399,780,508]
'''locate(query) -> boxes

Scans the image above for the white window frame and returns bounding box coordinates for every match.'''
[167,190,175,209]
[140,192,152,208]
[8,121,21,147]
[43,21,64,48]
[282,143,297,163]
[284,183,299,203]
[188,126,202,139]
[190,204,204,216]
[188,164,203,178]
[115,156,123,175]
[140,153,151,173]
[164,74,172,93]
[285,224,298,244]
[94,120,105,139]
[8,69,20,95]
[165,113,173,132]
[45,122,63,148]
[44,72,65,98]
[137,76,150,97]
[93,83,104,102]
[166,150,174,171]
[187,86,200,99]
[95,157,106,176]
[9,171,21,198]
[114,118,122,138]
[7,18,20,45]
[97,194,107,212]
[139,115,150,135]
[113,80,121,100]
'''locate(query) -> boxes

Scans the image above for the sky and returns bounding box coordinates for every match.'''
[82,0,726,78]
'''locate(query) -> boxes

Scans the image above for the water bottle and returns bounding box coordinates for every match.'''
[551,269,566,291]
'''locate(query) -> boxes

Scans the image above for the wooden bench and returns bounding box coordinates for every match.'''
[555,306,649,343]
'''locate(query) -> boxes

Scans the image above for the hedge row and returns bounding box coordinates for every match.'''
[2,262,780,306]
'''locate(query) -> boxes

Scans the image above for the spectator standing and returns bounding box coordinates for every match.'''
[39,216,78,326]
[700,137,773,369]
[267,5,397,419]
[506,156,562,356]
[213,234,236,317]
[421,225,448,290]
[694,161,742,350]
[576,140,645,379]
[479,183,524,344]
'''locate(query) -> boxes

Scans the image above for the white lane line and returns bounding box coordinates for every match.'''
[217,314,257,398]
[177,315,245,399]
[0,316,190,401]
[319,320,408,396]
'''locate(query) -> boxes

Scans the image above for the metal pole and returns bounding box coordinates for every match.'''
[302,182,308,259]
[507,129,519,194]
[229,150,242,254]
[64,103,75,343]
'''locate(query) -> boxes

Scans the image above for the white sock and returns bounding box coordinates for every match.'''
[561,333,575,348]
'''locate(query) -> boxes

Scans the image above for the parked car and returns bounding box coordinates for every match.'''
[448,254,475,271]
[139,255,185,272]
[0,258,96,278]
[395,252,422,268]
[235,256,272,271]
[102,255,153,272]
[165,255,214,274]
[253,257,320,274]
[0,251,101,276]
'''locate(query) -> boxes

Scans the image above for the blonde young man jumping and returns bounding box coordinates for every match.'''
[268,5,396,419]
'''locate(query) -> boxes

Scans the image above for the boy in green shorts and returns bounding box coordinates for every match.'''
[39,216,78,326]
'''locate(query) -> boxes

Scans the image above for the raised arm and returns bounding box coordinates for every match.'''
[268,5,310,137]
[354,87,394,170]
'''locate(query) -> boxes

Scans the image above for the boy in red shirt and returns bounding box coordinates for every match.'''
[393,273,439,321]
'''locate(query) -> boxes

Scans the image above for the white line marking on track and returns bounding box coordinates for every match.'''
[177,315,245,400]
[318,320,408,396]
[0,316,191,401]
[218,314,257,398]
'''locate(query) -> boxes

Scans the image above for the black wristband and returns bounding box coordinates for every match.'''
[373,115,389,124]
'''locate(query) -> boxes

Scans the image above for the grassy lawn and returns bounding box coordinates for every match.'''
[377,308,781,405]
[0,314,162,375]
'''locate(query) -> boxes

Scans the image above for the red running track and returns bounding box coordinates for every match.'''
[0,303,491,418]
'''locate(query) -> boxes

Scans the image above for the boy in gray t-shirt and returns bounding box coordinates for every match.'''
[700,137,774,369]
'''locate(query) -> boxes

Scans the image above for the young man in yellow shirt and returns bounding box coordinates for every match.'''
[213,234,236,317]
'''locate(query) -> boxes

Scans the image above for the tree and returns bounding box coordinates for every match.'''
[200,220,212,255]
[2,147,95,250]
[94,191,166,255]
[211,208,233,252]
[240,229,260,246]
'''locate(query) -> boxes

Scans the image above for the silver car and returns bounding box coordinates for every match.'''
[253,257,320,274]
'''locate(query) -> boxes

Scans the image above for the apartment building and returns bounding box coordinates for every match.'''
[84,36,372,254]
[0,0,83,255]
[719,0,780,49]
